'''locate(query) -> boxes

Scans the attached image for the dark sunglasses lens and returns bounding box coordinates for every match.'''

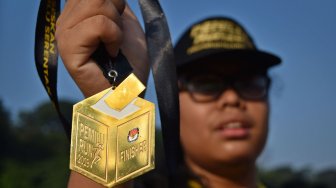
[189,76,223,93]
[182,74,269,102]
[235,75,269,99]
[187,75,224,102]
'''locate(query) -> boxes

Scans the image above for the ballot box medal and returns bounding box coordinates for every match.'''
[69,73,155,187]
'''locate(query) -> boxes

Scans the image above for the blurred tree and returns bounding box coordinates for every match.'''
[0,99,72,188]
[314,169,336,188]
[13,100,72,162]
[260,166,295,187]
[0,100,15,166]
[259,166,336,188]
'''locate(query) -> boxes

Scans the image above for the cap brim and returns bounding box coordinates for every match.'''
[176,49,281,72]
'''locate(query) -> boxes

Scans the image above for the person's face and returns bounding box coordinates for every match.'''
[179,69,269,170]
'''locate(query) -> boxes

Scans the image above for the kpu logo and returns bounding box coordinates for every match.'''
[127,128,139,142]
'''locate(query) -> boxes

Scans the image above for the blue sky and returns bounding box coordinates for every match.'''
[1,0,336,171]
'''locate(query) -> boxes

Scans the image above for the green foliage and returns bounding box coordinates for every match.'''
[0,157,69,188]
[0,100,15,162]
[259,166,336,188]
[0,99,71,188]
[314,169,336,188]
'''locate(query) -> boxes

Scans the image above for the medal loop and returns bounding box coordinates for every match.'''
[107,69,118,90]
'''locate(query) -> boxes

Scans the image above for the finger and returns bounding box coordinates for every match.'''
[120,4,147,69]
[122,3,138,21]
[58,0,125,28]
[73,60,112,97]
[57,15,123,71]
[111,0,126,14]
[59,0,124,31]
[56,0,78,28]
[119,4,150,84]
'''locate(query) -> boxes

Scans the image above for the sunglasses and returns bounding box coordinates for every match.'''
[179,73,270,102]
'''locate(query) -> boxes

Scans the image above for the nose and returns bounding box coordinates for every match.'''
[216,88,246,110]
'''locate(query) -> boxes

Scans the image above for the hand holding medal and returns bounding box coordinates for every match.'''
[36,0,179,187]
[55,0,150,97]
[54,0,155,187]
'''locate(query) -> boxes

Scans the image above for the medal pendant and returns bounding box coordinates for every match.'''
[69,73,155,187]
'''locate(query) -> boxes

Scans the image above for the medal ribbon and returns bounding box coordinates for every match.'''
[35,0,181,186]
[138,0,182,186]
[34,0,71,139]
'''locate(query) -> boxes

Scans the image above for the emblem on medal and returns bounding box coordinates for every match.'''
[128,128,139,142]
[69,73,155,187]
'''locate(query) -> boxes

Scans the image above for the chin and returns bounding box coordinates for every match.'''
[213,145,261,166]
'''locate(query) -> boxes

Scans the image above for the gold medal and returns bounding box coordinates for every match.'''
[69,73,155,187]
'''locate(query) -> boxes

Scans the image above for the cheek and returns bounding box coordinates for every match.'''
[247,102,269,154]
[179,92,210,126]
[179,93,210,155]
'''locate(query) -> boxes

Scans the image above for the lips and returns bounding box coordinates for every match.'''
[214,120,251,139]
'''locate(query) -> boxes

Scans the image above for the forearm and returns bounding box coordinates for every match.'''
[68,171,133,188]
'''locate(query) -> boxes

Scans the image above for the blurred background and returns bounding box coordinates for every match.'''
[1,0,336,187]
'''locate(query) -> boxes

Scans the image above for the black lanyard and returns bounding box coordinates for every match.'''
[34,0,72,138]
[35,0,181,187]
[139,0,182,186]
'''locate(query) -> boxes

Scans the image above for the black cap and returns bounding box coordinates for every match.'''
[174,17,281,73]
